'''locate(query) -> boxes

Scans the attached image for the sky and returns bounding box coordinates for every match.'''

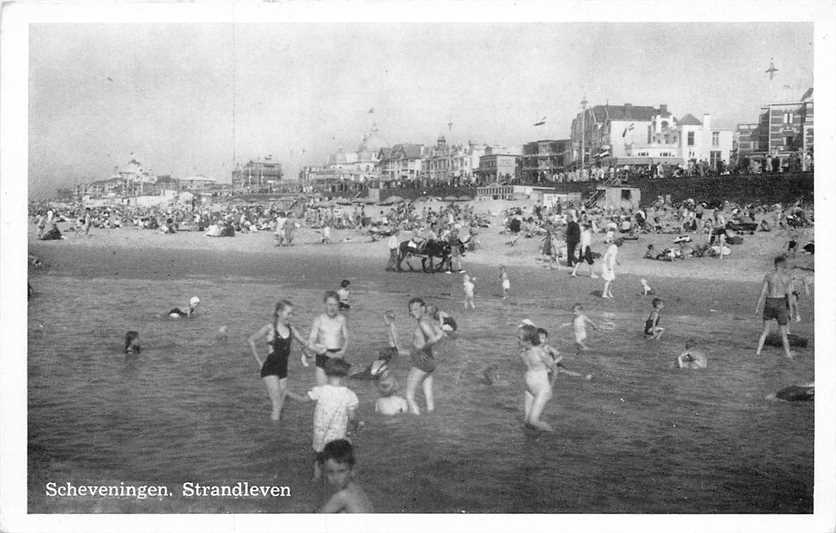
[28,22,813,199]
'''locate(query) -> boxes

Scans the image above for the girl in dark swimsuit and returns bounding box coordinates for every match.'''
[248,300,312,422]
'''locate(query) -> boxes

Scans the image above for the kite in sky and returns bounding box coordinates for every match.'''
[766,58,778,80]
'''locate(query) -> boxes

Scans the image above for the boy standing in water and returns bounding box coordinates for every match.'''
[517,324,556,431]
[755,256,794,359]
[644,298,665,340]
[405,297,445,415]
[318,439,373,513]
[308,291,350,385]
[499,266,510,300]
[463,273,476,311]
[337,280,351,311]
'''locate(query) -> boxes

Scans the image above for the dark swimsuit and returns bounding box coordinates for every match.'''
[316,348,341,369]
[261,326,291,379]
[410,344,436,373]
[644,313,660,336]
[168,308,187,317]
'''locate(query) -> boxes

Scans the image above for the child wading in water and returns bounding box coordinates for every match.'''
[537,327,592,380]
[374,374,408,415]
[337,280,351,311]
[285,358,359,480]
[463,273,476,311]
[517,324,556,431]
[405,297,445,415]
[644,298,665,340]
[318,439,373,513]
[570,303,599,353]
[499,266,510,300]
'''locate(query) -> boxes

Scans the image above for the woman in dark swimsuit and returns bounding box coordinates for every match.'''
[248,300,311,422]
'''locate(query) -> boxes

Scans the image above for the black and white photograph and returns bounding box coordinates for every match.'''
[2,1,835,532]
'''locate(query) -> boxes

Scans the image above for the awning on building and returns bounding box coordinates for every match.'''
[608,157,684,166]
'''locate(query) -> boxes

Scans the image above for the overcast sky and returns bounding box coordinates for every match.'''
[28,22,813,198]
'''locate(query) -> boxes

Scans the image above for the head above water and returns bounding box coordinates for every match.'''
[774,255,787,269]
[652,298,664,309]
[189,296,200,308]
[408,297,426,318]
[572,303,584,313]
[340,279,351,288]
[319,439,355,488]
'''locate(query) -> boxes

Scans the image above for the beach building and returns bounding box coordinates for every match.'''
[232,157,283,190]
[757,88,814,167]
[521,139,571,182]
[478,145,521,184]
[422,137,486,185]
[376,143,425,184]
[177,175,217,191]
[324,125,386,183]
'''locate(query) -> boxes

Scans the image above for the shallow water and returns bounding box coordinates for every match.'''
[28,243,814,513]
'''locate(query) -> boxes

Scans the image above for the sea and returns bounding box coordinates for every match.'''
[27,243,814,513]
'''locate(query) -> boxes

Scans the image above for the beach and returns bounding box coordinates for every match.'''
[27,216,814,513]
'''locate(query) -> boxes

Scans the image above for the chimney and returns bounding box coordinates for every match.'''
[624,103,632,119]
[703,113,712,131]
[660,104,668,114]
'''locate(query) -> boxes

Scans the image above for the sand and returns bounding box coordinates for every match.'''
[29,208,811,284]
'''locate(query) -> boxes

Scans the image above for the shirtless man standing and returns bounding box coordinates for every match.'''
[405,297,445,415]
[308,291,350,385]
[755,256,794,359]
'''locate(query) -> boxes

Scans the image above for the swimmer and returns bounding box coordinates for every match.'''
[570,303,599,353]
[644,298,665,340]
[168,296,200,319]
[600,239,621,298]
[767,383,814,402]
[337,280,351,311]
[374,374,408,416]
[215,326,229,344]
[248,300,313,422]
[640,278,654,296]
[124,331,141,354]
[428,304,457,334]
[308,291,349,386]
[318,439,373,513]
[463,272,476,311]
[537,327,592,380]
[755,256,794,359]
[517,324,556,431]
[676,339,707,369]
[405,297,445,415]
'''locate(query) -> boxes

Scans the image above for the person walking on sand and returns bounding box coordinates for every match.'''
[385,229,400,271]
[571,222,597,278]
[463,273,476,311]
[755,256,794,359]
[565,211,581,269]
[405,297,445,415]
[248,300,314,422]
[308,291,350,385]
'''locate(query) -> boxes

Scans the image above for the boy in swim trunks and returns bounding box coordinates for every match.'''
[374,374,408,416]
[318,439,373,513]
[337,280,351,311]
[755,256,794,359]
[517,324,556,431]
[405,297,445,415]
[308,291,350,385]
[676,339,707,369]
[644,298,665,340]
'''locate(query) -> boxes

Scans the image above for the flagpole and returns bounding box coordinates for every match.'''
[580,96,588,176]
